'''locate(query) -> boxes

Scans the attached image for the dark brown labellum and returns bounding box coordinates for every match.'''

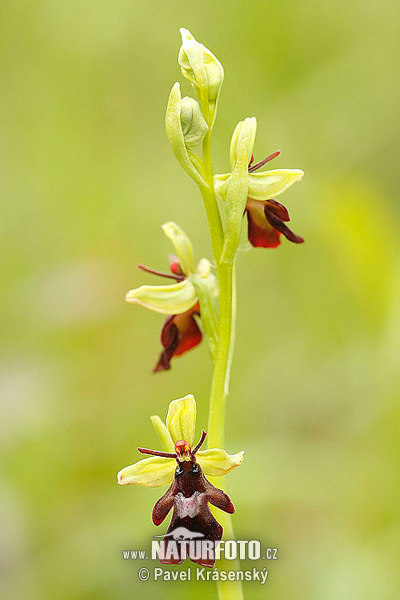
[152,460,234,567]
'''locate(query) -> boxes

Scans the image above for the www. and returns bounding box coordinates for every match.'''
[122,550,147,560]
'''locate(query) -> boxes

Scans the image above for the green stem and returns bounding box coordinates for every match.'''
[208,260,234,448]
[201,125,243,600]
[208,260,243,600]
[200,133,224,264]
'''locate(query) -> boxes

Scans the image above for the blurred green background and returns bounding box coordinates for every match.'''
[1,1,400,598]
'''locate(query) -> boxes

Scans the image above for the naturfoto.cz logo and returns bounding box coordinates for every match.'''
[122,528,278,563]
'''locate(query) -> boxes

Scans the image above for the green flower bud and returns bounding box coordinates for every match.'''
[178,28,224,104]
[180,96,208,148]
[165,82,205,186]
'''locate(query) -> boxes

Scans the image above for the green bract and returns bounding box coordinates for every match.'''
[229,117,257,167]
[222,117,257,262]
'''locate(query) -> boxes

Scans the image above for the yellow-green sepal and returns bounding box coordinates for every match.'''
[247,169,304,200]
[166,394,196,445]
[117,456,175,487]
[196,448,244,477]
[125,279,197,315]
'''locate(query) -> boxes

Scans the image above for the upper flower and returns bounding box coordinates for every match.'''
[125,222,218,371]
[214,120,304,248]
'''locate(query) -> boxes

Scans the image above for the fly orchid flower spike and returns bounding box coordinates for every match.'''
[126,222,218,371]
[117,394,244,567]
[215,120,304,249]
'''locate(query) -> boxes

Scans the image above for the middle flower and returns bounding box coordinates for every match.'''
[126,222,218,372]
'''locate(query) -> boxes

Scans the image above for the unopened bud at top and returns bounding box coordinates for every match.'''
[178,28,224,103]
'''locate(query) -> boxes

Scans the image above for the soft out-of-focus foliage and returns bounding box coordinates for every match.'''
[1,1,399,599]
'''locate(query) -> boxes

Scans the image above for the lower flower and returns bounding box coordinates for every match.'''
[117,394,244,567]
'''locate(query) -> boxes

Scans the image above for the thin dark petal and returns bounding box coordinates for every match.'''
[137,263,184,281]
[248,150,280,172]
[264,206,304,244]
[138,447,177,459]
[192,430,207,456]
